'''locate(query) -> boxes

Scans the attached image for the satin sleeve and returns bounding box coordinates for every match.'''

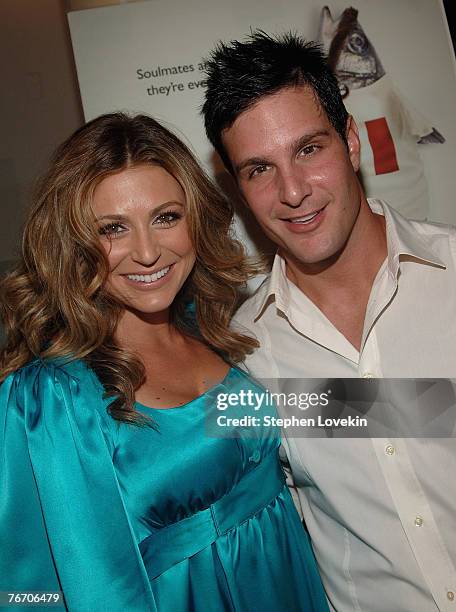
[0,360,156,612]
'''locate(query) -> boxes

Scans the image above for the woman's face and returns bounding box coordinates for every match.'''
[92,164,196,318]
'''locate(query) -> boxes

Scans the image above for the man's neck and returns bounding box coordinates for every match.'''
[283,201,387,351]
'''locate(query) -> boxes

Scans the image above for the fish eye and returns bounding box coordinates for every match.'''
[347,32,368,54]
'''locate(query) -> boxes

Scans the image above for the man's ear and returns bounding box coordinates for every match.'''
[346,115,361,172]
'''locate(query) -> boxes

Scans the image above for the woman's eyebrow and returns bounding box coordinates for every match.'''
[95,201,185,221]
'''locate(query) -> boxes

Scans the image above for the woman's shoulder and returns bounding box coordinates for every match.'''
[1,357,109,423]
[1,357,122,463]
[2,356,92,391]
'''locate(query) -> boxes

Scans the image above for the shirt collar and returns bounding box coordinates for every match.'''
[254,198,446,319]
[369,199,446,276]
[254,255,289,321]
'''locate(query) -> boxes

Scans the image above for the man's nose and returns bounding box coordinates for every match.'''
[278,168,312,208]
[131,229,161,266]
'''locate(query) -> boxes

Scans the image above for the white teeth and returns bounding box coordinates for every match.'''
[290,210,320,224]
[126,266,171,283]
[290,210,320,223]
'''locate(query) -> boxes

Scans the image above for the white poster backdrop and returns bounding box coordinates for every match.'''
[68,0,456,248]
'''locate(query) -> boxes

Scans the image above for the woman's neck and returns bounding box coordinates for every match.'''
[115,308,180,353]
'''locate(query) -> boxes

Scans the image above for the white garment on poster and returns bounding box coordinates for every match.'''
[345,75,434,220]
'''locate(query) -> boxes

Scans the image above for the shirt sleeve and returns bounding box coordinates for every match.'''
[0,361,156,612]
[393,88,434,139]
[279,440,304,520]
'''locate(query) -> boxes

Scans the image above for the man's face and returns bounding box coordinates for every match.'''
[222,86,362,268]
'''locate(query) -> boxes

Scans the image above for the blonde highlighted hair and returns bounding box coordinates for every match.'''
[0,113,259,422]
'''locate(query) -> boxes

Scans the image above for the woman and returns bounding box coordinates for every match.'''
[0,113,328,611]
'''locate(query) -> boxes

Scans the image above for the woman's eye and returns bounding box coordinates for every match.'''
[154,211,182,226]
[98,222,125,237]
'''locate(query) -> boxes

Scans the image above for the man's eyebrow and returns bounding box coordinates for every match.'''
[292,129,330,153]
[234,129,331,175]
[235,156,270,175]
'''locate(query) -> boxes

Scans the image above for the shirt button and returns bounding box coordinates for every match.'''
[249,450,261,463]
[447,591,455,601]
[362,372,375,379]
[414,516,423,527]
[385,444,395,456]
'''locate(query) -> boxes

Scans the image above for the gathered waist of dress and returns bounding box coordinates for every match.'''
[139,451,286,580]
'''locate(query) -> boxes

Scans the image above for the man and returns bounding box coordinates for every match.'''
[202,32,456,611]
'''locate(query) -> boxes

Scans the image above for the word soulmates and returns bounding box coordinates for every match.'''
[137,62,209,79]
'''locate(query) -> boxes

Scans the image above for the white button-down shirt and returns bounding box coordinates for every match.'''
[234,200,456,611]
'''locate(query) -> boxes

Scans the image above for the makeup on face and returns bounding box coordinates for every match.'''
[92,164,196,317]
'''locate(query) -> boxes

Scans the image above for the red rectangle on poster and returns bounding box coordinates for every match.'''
[365,117,399,175]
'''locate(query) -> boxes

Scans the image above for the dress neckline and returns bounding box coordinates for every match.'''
[135,366,237,412]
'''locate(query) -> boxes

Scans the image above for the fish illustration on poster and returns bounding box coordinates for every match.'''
[318,5,445,220]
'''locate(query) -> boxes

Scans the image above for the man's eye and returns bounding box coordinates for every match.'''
[154,211,182,226]
[299,144,319,157]
[98,222,125,237]
[249,165,269,179]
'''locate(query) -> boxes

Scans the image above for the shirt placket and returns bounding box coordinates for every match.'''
[372,438,456,610]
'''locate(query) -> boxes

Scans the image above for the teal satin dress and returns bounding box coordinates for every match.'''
[0,359,328,611]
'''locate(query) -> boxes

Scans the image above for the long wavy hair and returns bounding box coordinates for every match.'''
[0,113,259,423]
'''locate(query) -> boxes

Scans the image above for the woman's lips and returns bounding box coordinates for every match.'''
[120,264,174,289]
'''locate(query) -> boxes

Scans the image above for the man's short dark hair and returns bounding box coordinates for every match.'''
[202,31,349,172]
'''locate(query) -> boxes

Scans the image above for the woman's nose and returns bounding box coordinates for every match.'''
[130,230,161,267]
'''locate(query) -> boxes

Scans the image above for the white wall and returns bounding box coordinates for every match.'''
[0,0,84,264]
